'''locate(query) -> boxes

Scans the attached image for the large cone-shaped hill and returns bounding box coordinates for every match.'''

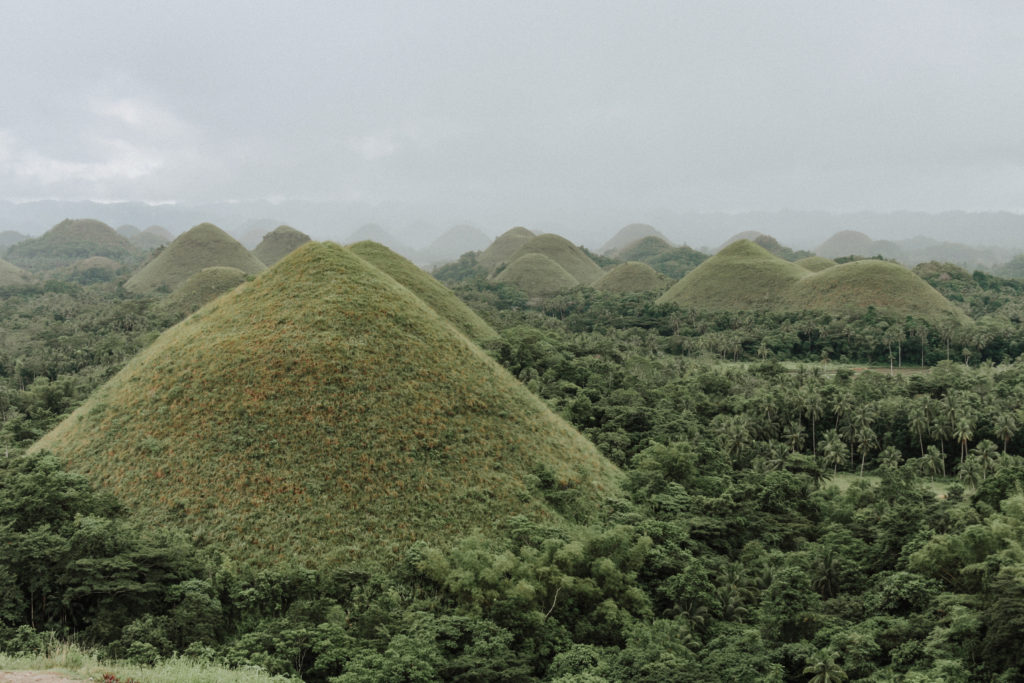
[33,242,620,568]
[784,259,967,321]
[0,258,32,286]
[125,223,266,293]
[593,262,671,293]
[158,266,248,318]
[478,227,535,271]
[5,219,139,271]
[816,230,875,258]
[252,225,311,266]
[657,240,808,310]
[493,253,580,299]
[506,234,605,285]
[131,226,174,250]
[348,241,497,342]
[599,223,670,255]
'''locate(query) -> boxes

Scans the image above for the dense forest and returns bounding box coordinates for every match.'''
[4,260,1024,681]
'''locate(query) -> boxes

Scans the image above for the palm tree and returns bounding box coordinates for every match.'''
[783,420,806,453]
[804,650,848,683]
[821,430,846,475]
[953,412,976,464]
[971,439,1000,478]
[922,444,945,480]
[993,410,1019,455]
[907,396,930,458]
[855,424,878,476]
[958,457,984,490]
[803,386,824,456]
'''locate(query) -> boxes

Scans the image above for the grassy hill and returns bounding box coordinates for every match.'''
[592,261,672,293]
[348,240,498,342]
[418,225,493,265]
[158,266,248,318]
[657,240,809,310]
[785,259,967,321]
[816,230,875,258]
[5,219,139,271]
[0,258,32,286]
[614,237,708,279]
[124,223,266,293]
[478,226,535,271]
[131,225,174,250]
[794,255,838,272]
[507,234,605,285]
[32,242,620,568]
[251,225,311,266]
[493,253,580,299]
[599,223,670,255]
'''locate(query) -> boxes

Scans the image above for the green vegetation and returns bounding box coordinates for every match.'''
[598,222,669,255]
[131,225,173,250]
[158,266,248,319]
[5,219,139,272]
[477,226,535,272]
[505,234,606,285]
[795,255,837,272]
[816,229,876,258]
[657,239,809,310]
[348,240,498,342]
[124,223,266,294]
[32,242,620,568]
[493,252,580,300]
[251,225,311,266]
[592,261,671,293]
[0,258,32,286]
[613,236,708,279]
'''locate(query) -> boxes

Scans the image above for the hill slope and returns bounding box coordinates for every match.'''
[592,262,672,293]
[507,234,605,285]
[5,219,138,270]
[0,258,32,286]
[158,266,248,318]
[124,223,266,293]
[348,240,497,342]
[794,256,838,272]
[493,253,580,299]
[252,225,311,266]
[131,226,174,250]
[478,227,535,271]
[657,240,809,310]
[33,242,620,568]
[816,230,876,258]
[418,225,493,265]
[599,223,670,255]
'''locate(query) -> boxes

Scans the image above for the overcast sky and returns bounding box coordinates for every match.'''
[2,1,1023,226]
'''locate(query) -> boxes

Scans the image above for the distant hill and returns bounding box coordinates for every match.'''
[657,240,808,310]
[116,224,140,238]
[592,261,672,293]
[0,230,30,252]
[614,236,708,279]
[493,253,580,299]
[5,219,139,271]
[715,230,765,251]
[124,223,266,293]
[0,258,32,286]
[506,234,605,285]
[32,242,620,568]
[815,230,877,259]
[251,225,311,266]
[348,240,498,342]
[235,219,282,249]
[67,256,122,283]
[417,225,492,265]
[478,227,536,272]
[794,256,837,272]
[814,231,1000,270]
[131,225,174,250]
[598,223,671,255]
[158,266,249,318]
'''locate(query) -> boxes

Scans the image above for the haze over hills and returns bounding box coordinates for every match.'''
[251,225,311,266]
[493,252,580,300]
[478,227,536,272]
[4,219,140,271]
[124,222,266,293]
[506,234,605,285]
[592,261,672,293]
[417,225,493,266]
[158,266,249,318]
[815,230,1004,270]
[32,241,621,568]
[599,223,671,255]
[0,258,32,286]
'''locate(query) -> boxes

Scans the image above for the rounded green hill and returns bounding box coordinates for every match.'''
[131,225,174,250]
[158,266,248,318]
[125,223,266,294]
[657,240,808,310]
[507,234,605,285]
[794,255,837,272]
[5,219,139,271]
[613,235,673,260]
[348,240,497,342]
[493,252,580,299]
[593,261,672,293]
[599,223,670,255]
[784,259,967,321]
[816,230,875,258]
[252,225,311,266]
[0,258,32,286]
[478,226,535,271]
[32,242,620,568]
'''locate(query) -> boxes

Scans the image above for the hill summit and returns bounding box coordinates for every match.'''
[251,225,311,266]
[125,223,266,293]
[5,219,138,271]
[478,227,535,272]
[506,234,605,285]
[34,242,620,568]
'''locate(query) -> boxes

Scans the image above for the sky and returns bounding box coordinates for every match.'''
[2,1,1024,237]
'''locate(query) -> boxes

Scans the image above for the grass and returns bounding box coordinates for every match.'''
[349,240,498,342]
[506,234,606,285]
[598,223,669,255]
[614,237,708,279]
[478,226,535,271]
[158,267,248,318]
[493,252,580,299]
[828,472,955,498]
[0,257,32,286]
[816,230,875,258]
[0,641,288,682]
[131,226,174,250]
[124,223,266,294]
[33,242,621,569]
[251,225,310,266]
[794,255,837,272]
[5,219,139,271]
[592,261,671,293]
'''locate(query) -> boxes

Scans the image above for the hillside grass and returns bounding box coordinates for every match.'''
[478,226,535,271]
[506,233,606,285]
[349,240,498,342]
[251,225,311,266]
[158,266,248,318]
[592,261,671,293]
[493,252,580,299]
[5,219,139,271]
[829,472,954,498]
[33,242,621,569]
[598,223,669,255]
[0,258,32,286]
[125,223,266,294]
[794,255,837,272]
